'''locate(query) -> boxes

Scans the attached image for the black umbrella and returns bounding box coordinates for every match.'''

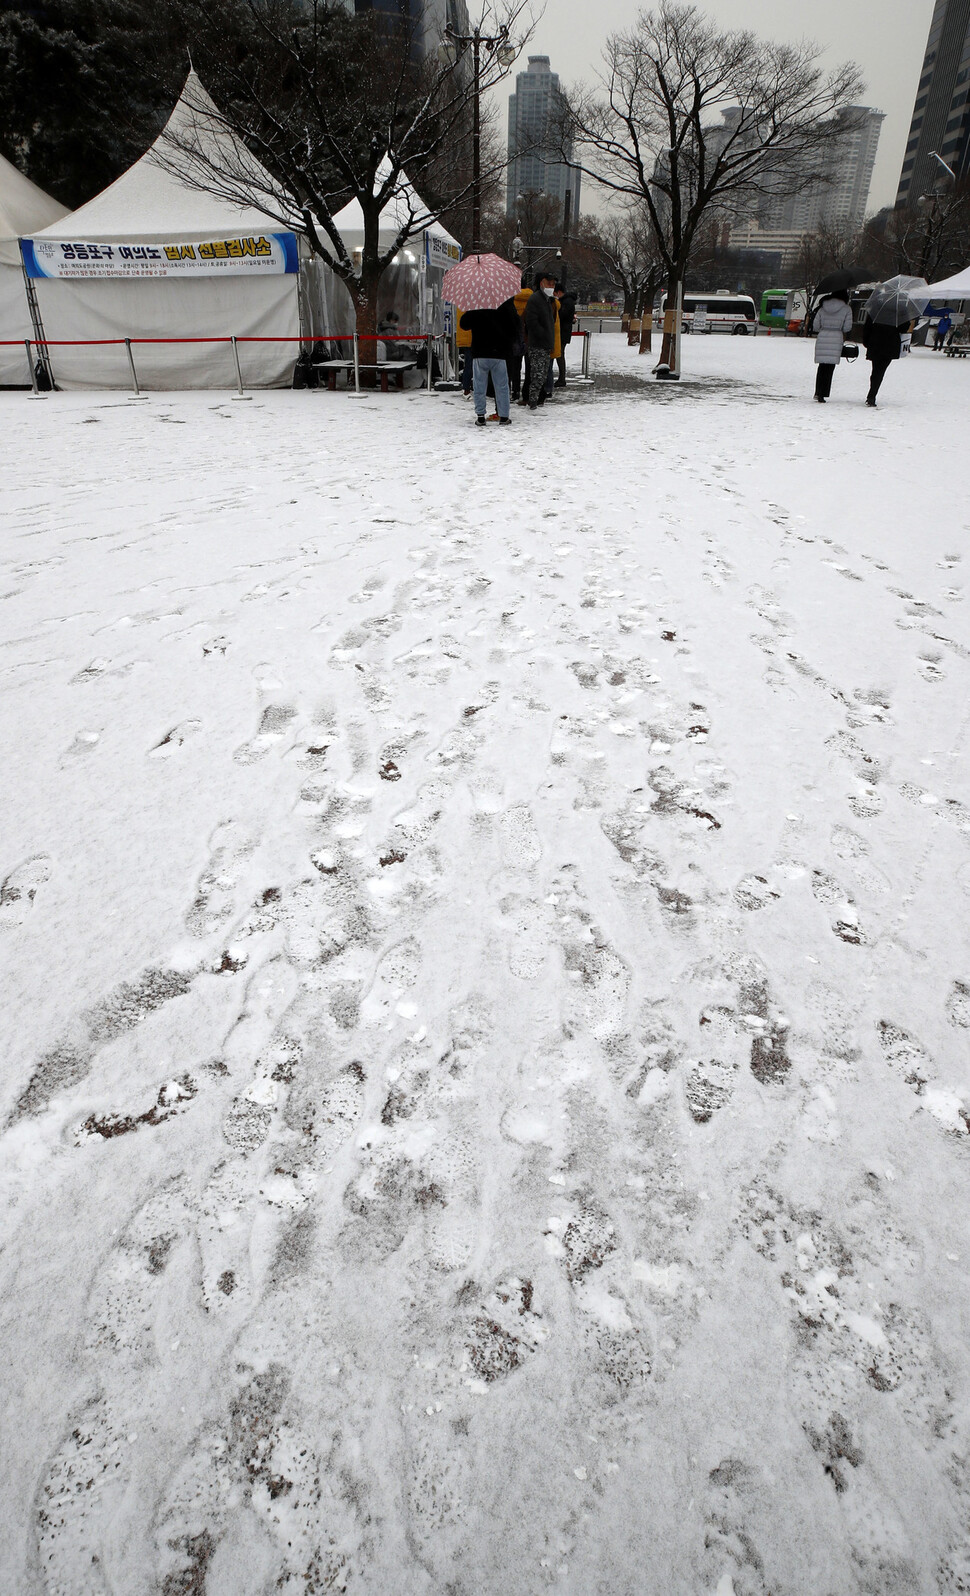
[816,268,870,295]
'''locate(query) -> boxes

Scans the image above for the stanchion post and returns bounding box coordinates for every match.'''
[124,338,148,399]
[230,336,252,401]
[351,331,362,396]
[426,336,434,393]
[24,339,44,398]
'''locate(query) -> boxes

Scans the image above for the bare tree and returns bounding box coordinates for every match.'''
[863,184,970,285]
[789,219,865,325]
[154,0,533,336]
[564,1,864,367]
[580,206,664,321]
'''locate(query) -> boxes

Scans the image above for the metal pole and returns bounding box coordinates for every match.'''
[672,280,683,378]
[426,336,434,392]
[352,331,361,395]
[124,338,147,398]
[230,336,251,400]
[472,32,481,255]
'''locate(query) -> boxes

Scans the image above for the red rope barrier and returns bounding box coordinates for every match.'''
[1,331,431,347]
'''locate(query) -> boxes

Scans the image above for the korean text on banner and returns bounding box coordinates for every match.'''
[20,233,300,279]
[424,231,461,271]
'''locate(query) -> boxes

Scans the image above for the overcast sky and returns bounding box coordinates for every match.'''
[511,0,934,214]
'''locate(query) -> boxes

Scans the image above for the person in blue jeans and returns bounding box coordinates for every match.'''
[459,299,520,426]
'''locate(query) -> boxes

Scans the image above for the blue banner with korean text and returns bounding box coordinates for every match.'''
[20,233,300,279]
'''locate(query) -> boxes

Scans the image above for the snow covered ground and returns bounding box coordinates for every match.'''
[1,333,969,1595]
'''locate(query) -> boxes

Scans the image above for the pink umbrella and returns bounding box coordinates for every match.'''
[442,252,522,311]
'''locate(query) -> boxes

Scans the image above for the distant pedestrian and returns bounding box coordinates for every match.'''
[861,318,914,408]
[934,309,953,351]
[555,284,577,386]
[811,291,854,403]
[459,298,520,427]
[524,271,557,410]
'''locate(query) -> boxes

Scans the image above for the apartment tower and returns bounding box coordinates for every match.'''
[897,0,970,205]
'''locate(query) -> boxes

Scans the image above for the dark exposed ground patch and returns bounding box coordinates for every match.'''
[162,1530,218,1596]
[11,966,196,1122]
[80,1074,198,1140]
[562,1201,617,1284]
[750,1031,791,1085]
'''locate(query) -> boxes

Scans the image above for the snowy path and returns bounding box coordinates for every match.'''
[1,337,969,1594]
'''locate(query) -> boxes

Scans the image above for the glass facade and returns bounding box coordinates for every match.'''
[896,0,970,204]
[506,56,581,226]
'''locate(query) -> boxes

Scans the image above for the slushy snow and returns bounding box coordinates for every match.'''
[1,333,969,1594]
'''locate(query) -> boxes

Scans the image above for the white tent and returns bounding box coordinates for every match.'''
[22,74,311,390]
[0,152,67,385]
[330,161,461,338]
[925,266,970,299]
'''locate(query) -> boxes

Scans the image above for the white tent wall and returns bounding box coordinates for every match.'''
[34,273,300,390]
[0,267,35,385]
[22,74,313,391]
[1,150,68,385]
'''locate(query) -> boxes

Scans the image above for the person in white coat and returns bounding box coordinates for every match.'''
[812,291,855,402]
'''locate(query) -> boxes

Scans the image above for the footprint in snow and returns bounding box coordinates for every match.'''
[65,728,101,757]
[185,820,254,937]
[148,719,201,758]
[733,873,781,911]
[233,703,297,764]
[946,982,970,1028]
[877,1020,969,1133]
[811,869,867,943]
[0,853,53,928]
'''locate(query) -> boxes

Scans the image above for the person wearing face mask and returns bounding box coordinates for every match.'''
[523,271,557,410]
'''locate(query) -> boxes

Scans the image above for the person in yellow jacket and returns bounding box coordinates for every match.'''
[512,284,531,402]
[456,308,473,396]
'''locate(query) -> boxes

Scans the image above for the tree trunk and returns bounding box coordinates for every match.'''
[656,270,681,369]
[350,267,381,386]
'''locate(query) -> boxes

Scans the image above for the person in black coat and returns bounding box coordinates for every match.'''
[555,285,577,386]
[459,299,520,424]
[861,319,913,407]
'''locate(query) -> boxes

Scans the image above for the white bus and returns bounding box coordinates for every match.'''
[659,291,758,335]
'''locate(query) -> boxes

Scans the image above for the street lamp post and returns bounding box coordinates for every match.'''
[445,22,516,255]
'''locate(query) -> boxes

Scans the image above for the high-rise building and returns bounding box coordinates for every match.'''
[896,0,970,206]
[725,106,885,266]
[345,0,469,60]
[506,56,581,227]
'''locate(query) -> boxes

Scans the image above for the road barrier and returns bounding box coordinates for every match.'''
[3,325,593,394]
[0,330,445,397]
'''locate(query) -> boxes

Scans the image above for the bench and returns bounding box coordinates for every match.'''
[314,359,417,392]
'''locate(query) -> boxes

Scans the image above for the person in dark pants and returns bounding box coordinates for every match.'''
[861,319,913,407]
[811,291,854,402]
[523,271,557,409]
[460,298,520,426]
[555,284,577,386]
[507,302,525,400]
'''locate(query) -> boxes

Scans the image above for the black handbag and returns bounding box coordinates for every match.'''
[842,342,859,361]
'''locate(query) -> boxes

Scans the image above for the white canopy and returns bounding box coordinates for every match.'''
[33,72,293,244]
[1,153,67,385]
[24,74,303,389]
[0,151,68,265]
[331,159,460,256]
[925,266,970,299]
